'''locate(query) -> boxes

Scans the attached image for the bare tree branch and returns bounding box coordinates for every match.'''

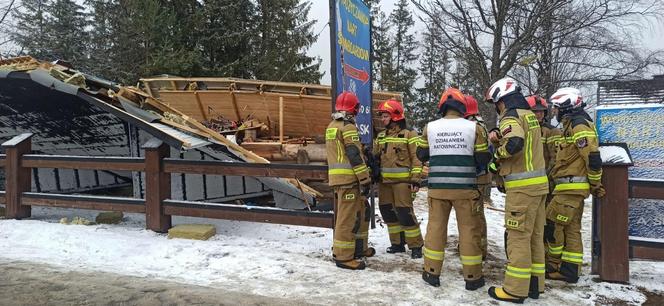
[0,0,15,25]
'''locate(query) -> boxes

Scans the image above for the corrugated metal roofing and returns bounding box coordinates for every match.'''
[151,123,211,149]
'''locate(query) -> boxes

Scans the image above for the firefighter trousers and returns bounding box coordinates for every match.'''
[378,183,423,248]
[423,196,483,281]
[477,184,490,257]
[333,186,369,262]
[545,194,585,279]
[502,192,546,298]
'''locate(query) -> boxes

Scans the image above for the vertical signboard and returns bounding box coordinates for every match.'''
[330,0,373,144]
[596,104,664,244]
[595,105,664,179]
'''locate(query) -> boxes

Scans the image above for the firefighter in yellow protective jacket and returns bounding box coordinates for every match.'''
[418,88,491,291]
[372,99,424,259]
[326,91,374,270]
[462,94,491,259]
[527,95,563,199]
[485,78,549,303]
[545,88,605,283]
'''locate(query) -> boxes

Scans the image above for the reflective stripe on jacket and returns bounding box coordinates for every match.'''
[495,108,548,194]
[373,126,422,184]
[550,114,601,196]
[326,118,370,187]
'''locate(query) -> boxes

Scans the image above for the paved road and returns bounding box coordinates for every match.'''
[0,260,305,306]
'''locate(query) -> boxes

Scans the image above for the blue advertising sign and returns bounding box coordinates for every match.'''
[331,0,372,144]
[596,105,664,243]
[595,105,664,179]
[628,198,664,242]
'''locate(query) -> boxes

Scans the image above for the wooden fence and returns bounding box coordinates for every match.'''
[0,133,333,231]
[592,161,664,283]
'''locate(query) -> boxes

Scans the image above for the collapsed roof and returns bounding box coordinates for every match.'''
[0,56,321,209]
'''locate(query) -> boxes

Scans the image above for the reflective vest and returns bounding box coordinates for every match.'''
[426,118,477,189]
[374,126,422,184]
[496,109,549,194]
[325,119,370,187]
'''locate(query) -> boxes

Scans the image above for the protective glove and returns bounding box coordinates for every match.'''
[497,184,506,194]
[488,128,502,143]
[488,152,500,174]
[488,162,499,174]
[591,183,606,198]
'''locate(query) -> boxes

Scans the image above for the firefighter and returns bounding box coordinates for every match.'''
[485,78,549,303]
[545,88,605,283]
[526,95,563,197]
[325,91,374,270]
[462,95,491,259]
[372,99,424,258]
[417,88,491,291]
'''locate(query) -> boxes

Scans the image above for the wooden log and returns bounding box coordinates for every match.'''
[240,142,282,158]
[282,144,326,162]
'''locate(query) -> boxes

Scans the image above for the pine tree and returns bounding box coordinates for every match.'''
[146,0,203,77]
[367,0,393,91]
[414,22,449,130]
[389,0,418,117]
[11,0,51,59]
[44,0,89,66]
[89,0,203,84]
[199,0,255,78]
[85,0,115,77]
[253,0,322,83]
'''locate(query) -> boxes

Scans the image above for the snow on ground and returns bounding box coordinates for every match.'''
[1,188,662,305]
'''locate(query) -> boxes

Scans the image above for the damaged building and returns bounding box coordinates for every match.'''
[0,56,402,211]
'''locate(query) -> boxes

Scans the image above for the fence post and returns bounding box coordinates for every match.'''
[591,143,631,283]
[143,138,171,232]
[2,133,33,219]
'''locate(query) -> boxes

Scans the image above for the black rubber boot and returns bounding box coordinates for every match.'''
[559,261,580,283]
[410,247,422,259]
[386,244,406,253]
[465,276,485,291]
[355,247,376,259]
[528,276,540,299]
[422,271,440,287]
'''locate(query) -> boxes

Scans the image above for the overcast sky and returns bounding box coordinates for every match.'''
[307,1,664,86]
